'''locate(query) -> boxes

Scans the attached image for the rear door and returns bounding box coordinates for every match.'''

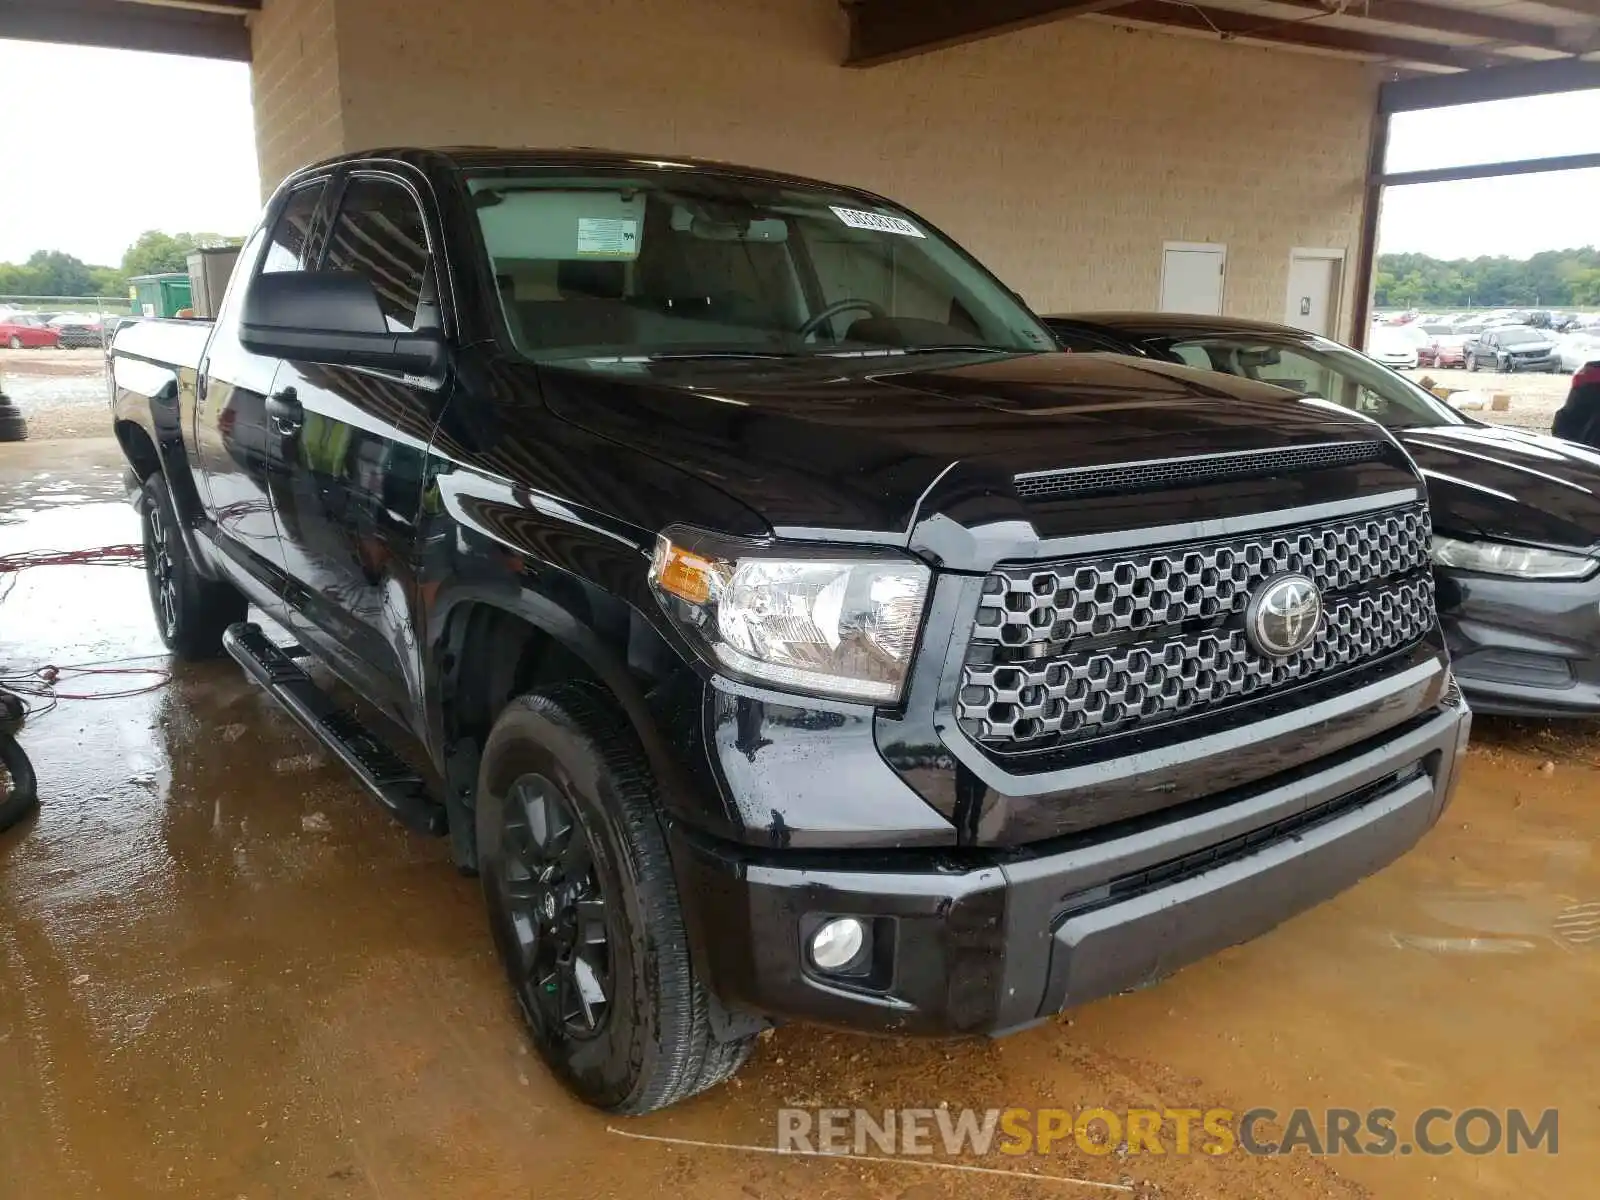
[265,168,448,721]
[192,179,331,584]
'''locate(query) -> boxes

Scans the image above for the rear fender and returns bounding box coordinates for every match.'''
[111,355,218,577]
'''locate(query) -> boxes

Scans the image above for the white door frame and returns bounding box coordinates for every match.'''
[1158,241,1227,313]
[1284,247,1346,335]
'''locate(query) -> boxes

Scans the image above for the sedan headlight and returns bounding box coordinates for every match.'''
[648,531,931,702]
[1431,535,1597,580]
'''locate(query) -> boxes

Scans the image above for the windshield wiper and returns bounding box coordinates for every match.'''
[643,350,802,361]
[821,344,1018,358]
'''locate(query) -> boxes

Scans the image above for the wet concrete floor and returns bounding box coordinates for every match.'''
[1,439,1597,1200]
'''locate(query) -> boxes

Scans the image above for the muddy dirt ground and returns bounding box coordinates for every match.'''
[2,439,1598,1200]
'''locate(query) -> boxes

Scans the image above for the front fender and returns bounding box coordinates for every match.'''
[418,469,740,839]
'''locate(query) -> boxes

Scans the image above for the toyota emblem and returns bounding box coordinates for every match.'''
[1246,572,1323,658]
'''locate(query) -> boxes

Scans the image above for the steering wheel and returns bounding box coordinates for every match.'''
[798,297,887,341]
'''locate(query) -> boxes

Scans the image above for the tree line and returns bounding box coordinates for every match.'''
[0,231,243,299]
[1375,248,1600,311]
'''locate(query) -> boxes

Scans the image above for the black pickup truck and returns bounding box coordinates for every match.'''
[111,147,1469,1114]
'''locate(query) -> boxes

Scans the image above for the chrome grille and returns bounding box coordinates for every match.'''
[958,503,1434,749]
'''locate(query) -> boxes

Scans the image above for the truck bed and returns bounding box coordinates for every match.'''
[112,317,214,372]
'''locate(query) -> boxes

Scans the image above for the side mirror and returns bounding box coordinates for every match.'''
[240,270,445,375]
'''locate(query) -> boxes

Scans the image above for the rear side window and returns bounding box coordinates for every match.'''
[261,183,326,274]
[323,176,431,333]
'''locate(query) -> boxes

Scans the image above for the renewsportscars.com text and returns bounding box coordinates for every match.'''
[776,1106,1559,1158]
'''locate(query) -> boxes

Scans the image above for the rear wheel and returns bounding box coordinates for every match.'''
[6,336,20,350]
[140,472,247,658]
[477,683,753,1114]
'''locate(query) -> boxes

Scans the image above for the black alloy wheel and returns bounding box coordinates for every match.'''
[496,771,613,1039]
[477,685,755,1113]
[144,487,180,641]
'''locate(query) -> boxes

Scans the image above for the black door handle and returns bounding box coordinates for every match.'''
[266,387,302,433]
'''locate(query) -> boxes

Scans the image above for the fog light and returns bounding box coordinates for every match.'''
[809,917,866,972]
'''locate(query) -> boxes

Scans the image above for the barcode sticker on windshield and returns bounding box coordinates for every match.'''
[576,217,641,259]
[830,207,925,238]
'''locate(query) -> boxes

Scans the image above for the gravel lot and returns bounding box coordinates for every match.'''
[1405,364,1573,433]
[0,347,112,440]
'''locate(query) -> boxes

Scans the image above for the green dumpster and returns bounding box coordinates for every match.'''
[129,273,195,319]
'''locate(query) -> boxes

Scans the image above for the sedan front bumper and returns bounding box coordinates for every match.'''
[1440,567,1600,715]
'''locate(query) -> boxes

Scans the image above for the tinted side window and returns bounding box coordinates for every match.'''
[323,176,430,333]
[261,183,326,274]
[1049,325,1127,353]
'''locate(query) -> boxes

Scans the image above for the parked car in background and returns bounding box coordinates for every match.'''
[1553,360,1600,448]
[1369,323,1423,369]
[1046,312,1600,717]
[1428,323,1481,368]
[0,313,61,349]
[1465,324,1560,373]
[48,314,107,349]
[1557,329,1600,374]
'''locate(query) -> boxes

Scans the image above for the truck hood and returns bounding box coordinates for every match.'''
[1396,422,1600,550]
[539,351,1401,548]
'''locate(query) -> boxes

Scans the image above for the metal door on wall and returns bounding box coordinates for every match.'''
[1285,250,1344,336]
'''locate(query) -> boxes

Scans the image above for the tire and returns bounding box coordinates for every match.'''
[6,336,20,350]
[140,472,247,659]
[0,405,24,443]
[1466,354,1477,373]
[0,729,38,833]
[477,682,754,1114]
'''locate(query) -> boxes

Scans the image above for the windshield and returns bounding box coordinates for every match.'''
[1159,334,1467,429]
[463,168,1055,365]
[1498,327,1545,345]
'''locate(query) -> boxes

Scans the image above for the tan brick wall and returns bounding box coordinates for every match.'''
[257,0,1379,337]
[250,0,345,194]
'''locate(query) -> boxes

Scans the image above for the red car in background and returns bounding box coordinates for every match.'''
[0,314,61,349]
[1414,322,1472,368]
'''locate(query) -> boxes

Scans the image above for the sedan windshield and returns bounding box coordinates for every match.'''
[463,168,1056,365]
[1159,334,1467,429]
[1498,327,1545,346]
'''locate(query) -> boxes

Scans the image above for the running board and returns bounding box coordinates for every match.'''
[223,622,447,837]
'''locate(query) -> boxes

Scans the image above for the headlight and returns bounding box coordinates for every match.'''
[1431,535,1596,580]
[648,531,931,702]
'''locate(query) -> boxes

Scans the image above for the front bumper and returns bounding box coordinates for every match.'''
[1441,568,1600,716]
[1506,355,1560,372]
[673,696,1468,1035]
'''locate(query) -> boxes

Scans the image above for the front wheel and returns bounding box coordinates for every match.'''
[140,472,247,658]
[6,336,20,350]
[477,683,753,1114]
[1466,354,1477,372]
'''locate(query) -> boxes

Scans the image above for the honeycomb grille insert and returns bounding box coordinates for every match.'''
[958,503,1434,749]
[1013,441,1389,502]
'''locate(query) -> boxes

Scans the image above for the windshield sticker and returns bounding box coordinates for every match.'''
[830,206,925,238]
[576,217,641,259]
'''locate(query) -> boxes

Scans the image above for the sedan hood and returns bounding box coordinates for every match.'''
[539,351,1404,546]
[1397,422,1600,549]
